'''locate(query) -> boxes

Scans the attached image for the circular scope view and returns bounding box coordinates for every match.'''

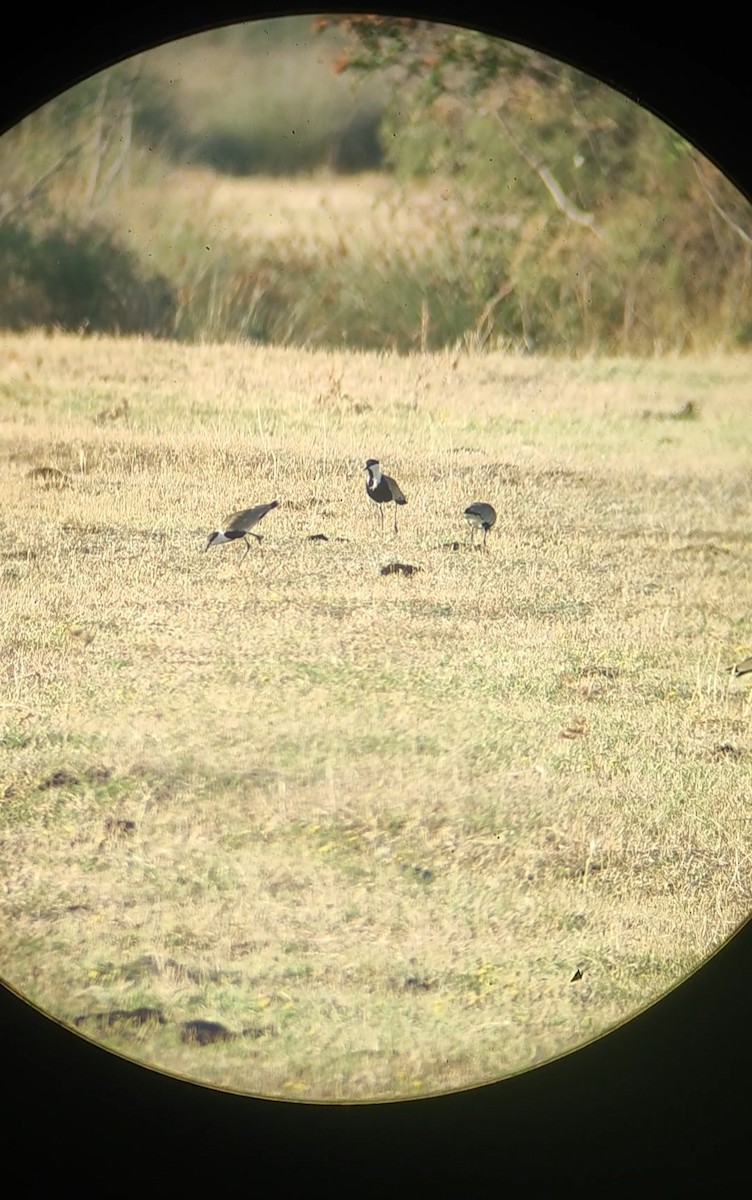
[1,17,751,1102]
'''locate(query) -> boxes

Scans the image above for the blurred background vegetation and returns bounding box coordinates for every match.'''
[1,15,750,354]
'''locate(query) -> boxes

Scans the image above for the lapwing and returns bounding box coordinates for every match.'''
[464,502,496,550]
[730,656,752,678]
[205,500,279,561]
[364,459,407,534]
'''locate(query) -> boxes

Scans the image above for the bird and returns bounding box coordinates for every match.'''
[205,500,279,561]
[364,459,407,534]
[729,656,752,678]
[464,502,497,550]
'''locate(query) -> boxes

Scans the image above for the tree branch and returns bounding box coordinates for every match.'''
[496,111,604,240]
[0,143,84,224]
[690,153,752,246]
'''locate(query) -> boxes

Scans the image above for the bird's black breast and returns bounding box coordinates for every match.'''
[367,478,393,504]
[224,530,247,542]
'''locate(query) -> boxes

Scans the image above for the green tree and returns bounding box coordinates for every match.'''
[317,17,752,353]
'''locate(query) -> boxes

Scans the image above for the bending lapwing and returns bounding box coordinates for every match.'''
[364,459,407,534]
[464,502,497,550]
[205,500,279,561]
[730,656,752,678]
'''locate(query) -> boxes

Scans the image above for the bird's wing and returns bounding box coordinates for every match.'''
[466,503,496,525]
[250,501,278,523]
[387,476,407,504]
[225,504,272,531]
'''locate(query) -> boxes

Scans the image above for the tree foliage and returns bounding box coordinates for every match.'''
[1,19,750,352]
[316,17,752,352]
[0,216,175,335]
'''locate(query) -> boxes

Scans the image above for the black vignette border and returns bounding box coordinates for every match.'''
[1,1,751,1190]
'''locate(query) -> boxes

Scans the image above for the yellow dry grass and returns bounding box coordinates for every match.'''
[105,164,465,275]
[206,171,468,252]
[1,331,751,1102]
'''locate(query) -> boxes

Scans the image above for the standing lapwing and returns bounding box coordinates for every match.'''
[464,502,497,551]
[364,459,407,534]
[205,500,279,561]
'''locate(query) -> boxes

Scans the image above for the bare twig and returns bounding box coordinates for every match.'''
[96,92,134,206]
[691,153,752,246]
[475,279,515,337]
[0,143,84,224]
[83,74,109,213]
[496,111,604,240]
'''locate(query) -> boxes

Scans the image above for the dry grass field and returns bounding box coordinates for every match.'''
[113,166,463,281]
[205,171,466,252]
[1,330,751,1102]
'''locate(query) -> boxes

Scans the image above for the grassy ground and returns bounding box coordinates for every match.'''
[1,331,751,1101]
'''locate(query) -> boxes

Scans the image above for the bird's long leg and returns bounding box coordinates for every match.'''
[483,527,488,553]
[393,506,398,535]
[379,506,385,534]
[240,536,251,563]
